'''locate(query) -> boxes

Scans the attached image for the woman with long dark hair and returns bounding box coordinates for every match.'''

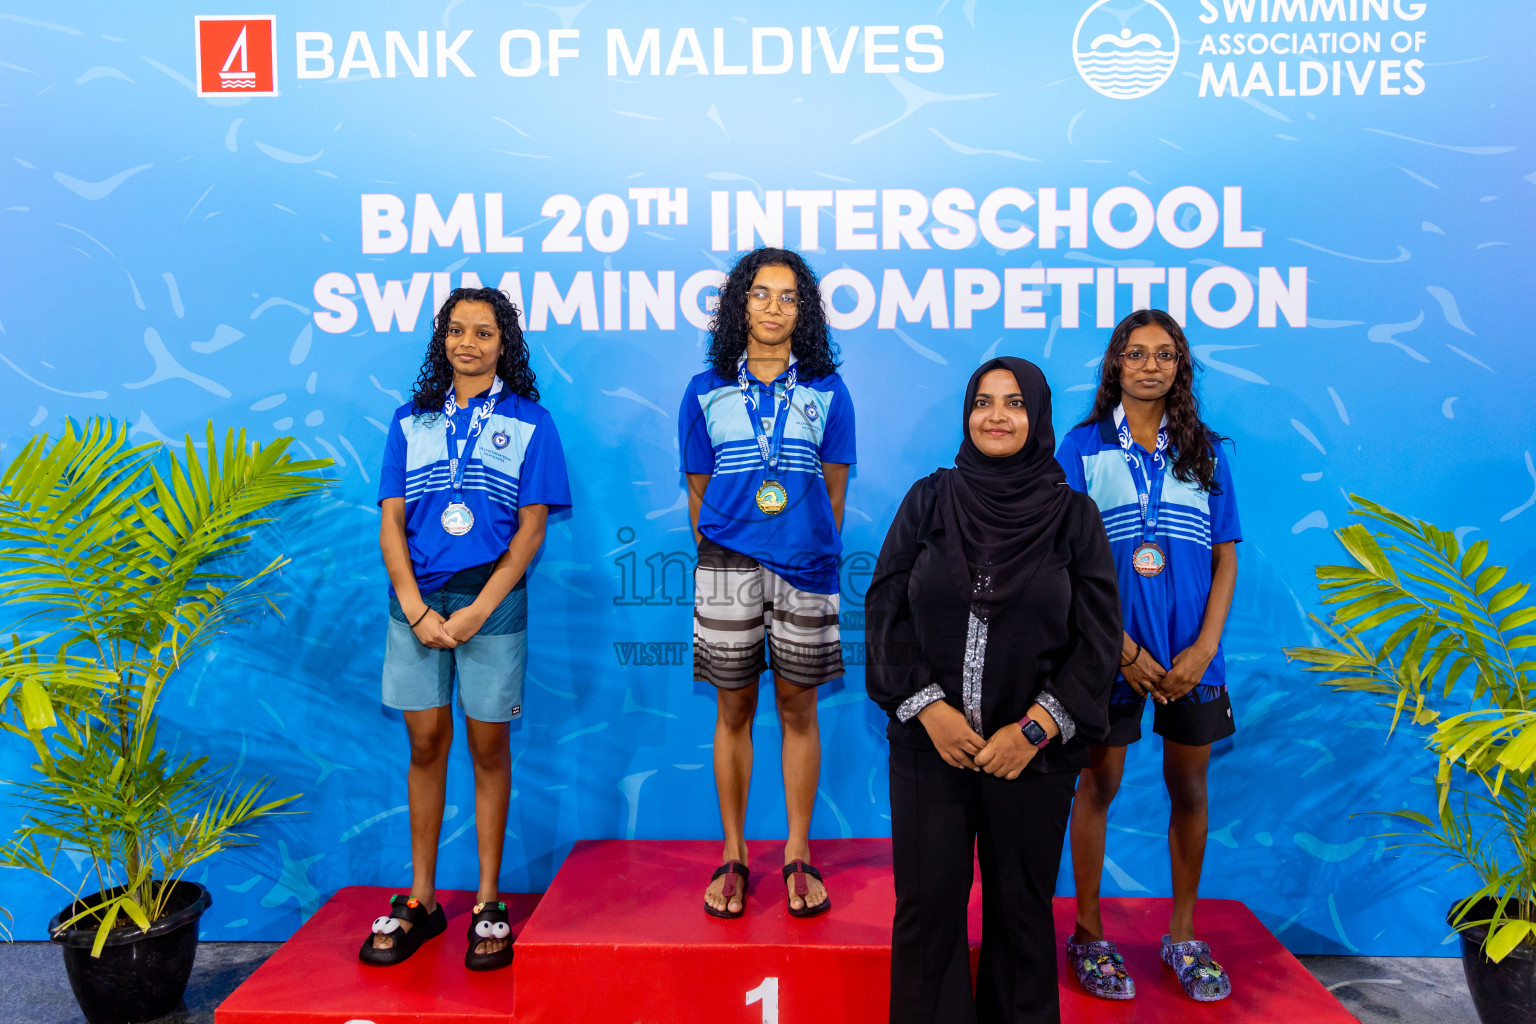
[363,287,570,971]
[1057,308,1241,1003]
[867,357,1120,1024]
[678,248,855,918]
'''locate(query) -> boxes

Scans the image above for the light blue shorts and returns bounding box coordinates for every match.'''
[382,581,527,723]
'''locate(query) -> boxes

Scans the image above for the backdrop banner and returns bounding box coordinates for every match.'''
[1,1,1532,954]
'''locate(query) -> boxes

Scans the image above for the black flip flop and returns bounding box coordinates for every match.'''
[704,861,750,919]
[358,895,447,965]
[782,860,830,918]
[465,900,515,971]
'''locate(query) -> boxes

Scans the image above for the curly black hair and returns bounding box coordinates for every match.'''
[705,248,840,380]
[410,286,538,412]
[1077,308,1228,494]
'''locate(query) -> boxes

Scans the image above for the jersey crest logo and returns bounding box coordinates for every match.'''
[804,403,818,421]
[492,430,510,449]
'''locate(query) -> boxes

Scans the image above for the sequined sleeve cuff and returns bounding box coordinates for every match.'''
[896,684,945,723]
[1035,690,1077,743]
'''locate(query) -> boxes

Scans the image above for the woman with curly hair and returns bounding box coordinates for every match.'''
[362,287,570,971]
[678,248,856,919]
[1056,308,1241,1003]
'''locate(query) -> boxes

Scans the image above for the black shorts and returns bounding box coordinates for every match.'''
[1103,689,1235,747]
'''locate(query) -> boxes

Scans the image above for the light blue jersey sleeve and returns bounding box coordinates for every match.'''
[1055,429,1089,495]
[517,412,572,511]
[678,379,716,475]
[1209,438,1242,545]
[377,408,408,504]
[819,375,857,465]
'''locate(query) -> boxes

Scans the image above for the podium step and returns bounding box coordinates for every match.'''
[217,840,1352,1023]
[513,838,1352,1024]
[215,886,538,1023]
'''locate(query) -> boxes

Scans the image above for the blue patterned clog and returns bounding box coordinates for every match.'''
[1066,937,1135,1000]
[1160,935,1232,1002]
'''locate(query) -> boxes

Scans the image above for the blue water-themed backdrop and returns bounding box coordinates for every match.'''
[1,1,1532,954]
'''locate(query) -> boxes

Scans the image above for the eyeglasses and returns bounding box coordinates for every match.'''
[747,288,800,313]
[1120,348,1179,368]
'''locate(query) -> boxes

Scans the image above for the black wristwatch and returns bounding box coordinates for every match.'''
[1019,717,1050,748]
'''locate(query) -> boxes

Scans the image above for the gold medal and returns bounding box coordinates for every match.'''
[755,480,788,515]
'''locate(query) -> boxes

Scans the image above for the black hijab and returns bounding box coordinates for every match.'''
[934,356,1075,621]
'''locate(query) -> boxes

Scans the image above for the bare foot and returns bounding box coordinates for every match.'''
[705,864,747,915]
[472,899,510,956]
[474,935,508,955]
[785,864,827,913]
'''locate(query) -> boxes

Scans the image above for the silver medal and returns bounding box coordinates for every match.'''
[441,501,474,536]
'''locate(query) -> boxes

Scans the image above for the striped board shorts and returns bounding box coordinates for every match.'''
[693,538,843,689]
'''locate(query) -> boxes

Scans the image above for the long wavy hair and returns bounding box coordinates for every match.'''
[411,286,538,412]
[706,248,840,380]
[1077,308,1227,494]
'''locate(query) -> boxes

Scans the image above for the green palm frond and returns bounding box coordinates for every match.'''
[0,418,329,955]
[1284,494,1535,962]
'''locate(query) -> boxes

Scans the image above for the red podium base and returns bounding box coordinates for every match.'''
[215,886,540,1023]
[218,839,1352,1023]
[515,839,1352,1024]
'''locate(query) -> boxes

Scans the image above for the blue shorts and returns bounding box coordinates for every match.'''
[382,580,527,723]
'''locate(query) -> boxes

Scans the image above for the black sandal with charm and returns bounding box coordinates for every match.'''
[465,900,515,971]
[358,894,447,966]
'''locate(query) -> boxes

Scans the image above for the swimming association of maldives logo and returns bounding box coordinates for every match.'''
[1072,0,1179,100]
[194,16,278,97]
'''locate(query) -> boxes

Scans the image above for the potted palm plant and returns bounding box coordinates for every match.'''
[0,418,329,1024]
[1284,496,1535,1024]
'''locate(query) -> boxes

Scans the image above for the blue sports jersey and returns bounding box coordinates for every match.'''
[378,387,571,596]
[678,361,856,594]
[1057,417,1241,701]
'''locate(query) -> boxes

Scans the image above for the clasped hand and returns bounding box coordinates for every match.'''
[409,603,490,649]
[1123,644,1214,704]
[917,702,1038,779]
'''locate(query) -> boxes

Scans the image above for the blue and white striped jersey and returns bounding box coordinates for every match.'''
[1057,417,1241,696]
[378,387,570,596]
[679,362,856,594]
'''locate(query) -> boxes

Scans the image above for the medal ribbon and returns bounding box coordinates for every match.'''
[738,361,796,484]
[1112,403,1168,544]
[443,377,504,503]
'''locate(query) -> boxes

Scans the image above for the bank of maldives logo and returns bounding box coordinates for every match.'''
[1073,0,1179,100]
[195,16,278,97]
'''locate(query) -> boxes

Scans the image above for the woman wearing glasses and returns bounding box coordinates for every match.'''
[677,248,855,919]
[1055,309,1241,1003]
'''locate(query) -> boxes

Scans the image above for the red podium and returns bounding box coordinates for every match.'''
[215,887,540,1023]
[217,838,1353,1024]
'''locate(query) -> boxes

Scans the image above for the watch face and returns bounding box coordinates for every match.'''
[1021,719,1049,747]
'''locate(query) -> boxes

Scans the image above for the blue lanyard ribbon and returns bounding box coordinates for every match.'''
[1113,403,1169,543]
[443,377,503,499]
[738,361,796,480]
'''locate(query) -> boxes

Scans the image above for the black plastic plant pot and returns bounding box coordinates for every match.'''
[1451,899,1536,1024]
[48,881,212,1024]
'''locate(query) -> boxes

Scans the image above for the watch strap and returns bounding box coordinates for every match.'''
[1019,717,1050,748]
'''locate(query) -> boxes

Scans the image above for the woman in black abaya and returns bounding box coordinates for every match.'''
[866,357,1121,1024]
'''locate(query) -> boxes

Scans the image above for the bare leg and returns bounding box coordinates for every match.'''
[774,675,825,912]
[1070,744,1127,942]
[465,715,511,955]
[1163,739,1212,943]
[705,683,759,914]
[373,706,452,949]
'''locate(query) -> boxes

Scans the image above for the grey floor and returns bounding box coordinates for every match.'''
[1298,954,1479,1024]
[0,942,1478,1024]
